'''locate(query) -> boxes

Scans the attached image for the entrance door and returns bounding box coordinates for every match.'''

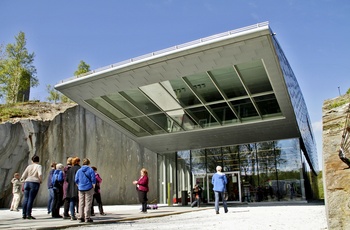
[192,174,207,203]
[206,171,241,203]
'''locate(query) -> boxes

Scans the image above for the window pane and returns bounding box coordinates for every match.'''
[206,147,222,173]
[210,67,247,98]
[236,60,273,94]
[102,94,143,118]
[254,94,281,116]
[231,99,259,119]
[120,90,161,114]
[162,79,201,107]
[275,139,303,201]
[222,146,240,171]
[115,118,150,137]
[186,106,220,128]
[85,98,126,120]
[208,103,238,124]
[256,141,277,201]
[148,113,182,133]
[185,73,223,103]
[131,116,167,135]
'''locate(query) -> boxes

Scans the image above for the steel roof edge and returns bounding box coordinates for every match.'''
[55,22,270,90]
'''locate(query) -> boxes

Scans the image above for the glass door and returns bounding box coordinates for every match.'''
[206,171,241,203]
[192,174,207,203]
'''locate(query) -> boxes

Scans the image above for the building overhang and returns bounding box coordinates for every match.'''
[55,22,300,153]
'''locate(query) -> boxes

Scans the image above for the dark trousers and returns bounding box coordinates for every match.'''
[137,190,148,212]
[52,187,63,217]
[63,198,70,217]
[91,193,104,214]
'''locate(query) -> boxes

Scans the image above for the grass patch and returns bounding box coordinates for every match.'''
[0,103,38,123]
[324,97,349,110]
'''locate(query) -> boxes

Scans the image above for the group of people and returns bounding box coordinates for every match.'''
[10,155,107,223]
[12,158,226,218]
[46,157,107,222]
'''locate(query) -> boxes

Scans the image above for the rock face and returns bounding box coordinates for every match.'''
[323,94,350,229]
[0,105,157,208]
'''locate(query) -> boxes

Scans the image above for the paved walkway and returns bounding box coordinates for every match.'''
[0,204,209,230]
[0,201,325,230]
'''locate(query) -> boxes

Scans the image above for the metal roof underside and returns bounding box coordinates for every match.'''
[55,22,300,153]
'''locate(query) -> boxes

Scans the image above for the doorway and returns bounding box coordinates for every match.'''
[196,171,242,203]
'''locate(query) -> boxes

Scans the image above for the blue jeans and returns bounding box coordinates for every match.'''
[214,191,228,213]
[22,182,40,217]
[69,197,77,217]
[47,188,54,213]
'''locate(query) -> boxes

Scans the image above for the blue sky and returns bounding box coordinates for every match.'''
[1,1,350,170]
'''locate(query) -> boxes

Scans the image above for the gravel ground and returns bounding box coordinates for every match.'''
[66,204,327,230]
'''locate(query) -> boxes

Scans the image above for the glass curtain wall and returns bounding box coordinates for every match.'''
[157,138,306,204]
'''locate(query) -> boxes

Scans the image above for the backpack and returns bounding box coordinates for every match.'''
[51,170,62,188]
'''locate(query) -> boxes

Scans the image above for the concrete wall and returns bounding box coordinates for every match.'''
[323,95,350,230]
[0,105,158,208]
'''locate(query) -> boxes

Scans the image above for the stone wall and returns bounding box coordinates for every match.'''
[323,95,350,229]
[0,105,158,208]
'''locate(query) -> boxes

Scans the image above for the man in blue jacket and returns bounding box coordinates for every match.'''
[211,165,228,214]
[75,158,96,223]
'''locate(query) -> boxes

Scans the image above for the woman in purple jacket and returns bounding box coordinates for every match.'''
[133,168,149,213]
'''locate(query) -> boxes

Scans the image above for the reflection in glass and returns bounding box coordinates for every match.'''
[114,118,150,137]
[210,67,247,98]
[222,146,240,172]
[120,90,161,114]
[130,116,167,135]
[185,73,223,103]
[162,79,201,107]
[231,99,259,119]
[275,139,303,201]
[206,147,222,173]
[209,103,238,124]
[159,138,307,204]
[85,60,285,137]
[236,60,273,94]
[254,94,281,116]
[85,98,126,120]
[186,106,220,128]
[256,141,278,201]
[148,113,182,133]
[191,149,206,174]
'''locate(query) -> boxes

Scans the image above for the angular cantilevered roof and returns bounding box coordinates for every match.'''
[55,22,301,153]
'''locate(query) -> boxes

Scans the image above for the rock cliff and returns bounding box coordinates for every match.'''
[323,94,350,229]
[0,104,157,208]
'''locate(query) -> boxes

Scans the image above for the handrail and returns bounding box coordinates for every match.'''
[58,22,269,84]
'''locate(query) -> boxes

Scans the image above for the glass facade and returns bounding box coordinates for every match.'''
[157,138,308,204]
[271,36,318,173]
[85,60,282,137]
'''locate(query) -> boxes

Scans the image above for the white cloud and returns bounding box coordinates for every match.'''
[312,120,322,132]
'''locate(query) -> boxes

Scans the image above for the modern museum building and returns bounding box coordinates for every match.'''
[56,22,319,204]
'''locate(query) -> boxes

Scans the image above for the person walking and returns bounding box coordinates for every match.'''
[21,155,42,219]
[211,165,228,214]
[66,157,81,220]
[62,157,72,219]
[133,168,149,213]
[51,163,64,218]
[190,184,203,208]
[47,162,56,215]
[10,173,22,211]
[90,166,106,216]
[75,158,96,223]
